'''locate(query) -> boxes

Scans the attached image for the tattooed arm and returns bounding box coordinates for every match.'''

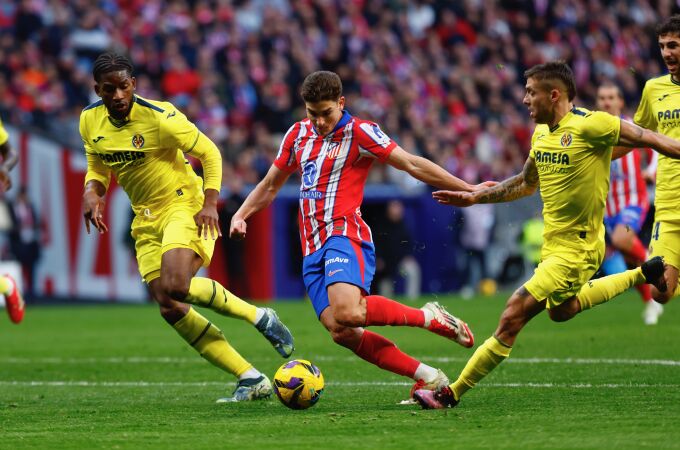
[619,119,680,158]
[432,157,539,207]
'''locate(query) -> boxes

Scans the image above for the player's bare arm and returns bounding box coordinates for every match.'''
[82,179,109,234]
[0,140,18,192]
[433,156,539,207]
[386,146,480,191]
[230,165,291,240]
[611,146,634,160]
[619,119,680,158]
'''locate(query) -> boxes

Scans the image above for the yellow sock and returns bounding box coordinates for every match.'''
[186,277,257,323]
[451,336,512,401]
[0,276,10,295]
[577,268,645,311]
[173,307,252,377]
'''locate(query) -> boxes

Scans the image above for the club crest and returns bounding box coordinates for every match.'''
[327,142,341,159]
[132,134,145,149]
[560,132,572,147]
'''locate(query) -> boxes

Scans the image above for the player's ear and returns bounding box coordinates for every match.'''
[94,83,101,98]
[338,96,345,110]
[550,88,561,104]
[131,77,137,91]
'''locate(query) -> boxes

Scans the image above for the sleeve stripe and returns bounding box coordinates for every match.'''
[184,130,200,153]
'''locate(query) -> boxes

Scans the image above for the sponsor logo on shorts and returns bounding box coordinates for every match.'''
[325,257,349,266]
[328,269,344,277]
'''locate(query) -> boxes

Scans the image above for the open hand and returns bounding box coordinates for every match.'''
[432,190,477,207]
[83,191,109,234]
[194,204,222,240]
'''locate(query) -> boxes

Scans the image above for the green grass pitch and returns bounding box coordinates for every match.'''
[1,291,679,449]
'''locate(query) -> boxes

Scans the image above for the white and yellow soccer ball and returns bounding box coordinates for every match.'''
[273,359,324,410]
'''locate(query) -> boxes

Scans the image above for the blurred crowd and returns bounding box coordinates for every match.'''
[0,0,675,187]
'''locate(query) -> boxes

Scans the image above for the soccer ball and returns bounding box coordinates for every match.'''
[273,359,324,410]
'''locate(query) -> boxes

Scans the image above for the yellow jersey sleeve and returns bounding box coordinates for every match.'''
[0,118,8,146]
[580,111,620,149]
[187,132,222,192]
[80,113,111,190]
[633,82,656,131]
[528,127,540,159]
[159,106,200,153]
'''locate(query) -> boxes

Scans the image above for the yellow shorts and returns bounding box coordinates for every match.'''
[524,244,604,309]
[131,199,215,283]
[649,220,680,270]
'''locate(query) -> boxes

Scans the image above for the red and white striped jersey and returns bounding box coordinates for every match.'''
[606,148,649,218]
[274,111,396,256]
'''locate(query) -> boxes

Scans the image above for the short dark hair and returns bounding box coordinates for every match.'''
[301,71,342,103]
[524,61,576,101]
[597,82,623,100]
[93,52,134,82]
[656,15,680,37]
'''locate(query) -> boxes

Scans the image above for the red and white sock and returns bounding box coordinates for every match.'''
[354,330,420,378]
[364,295,425,327]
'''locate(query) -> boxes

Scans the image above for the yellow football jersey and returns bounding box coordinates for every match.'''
[634,74,680,222]
[0,117,8,146]
[529,107,620,252]
[80,95,204,215]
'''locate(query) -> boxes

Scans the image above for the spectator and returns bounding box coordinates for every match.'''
[458,203,495,298]
[374,200,422,300]
[8,186,40,299]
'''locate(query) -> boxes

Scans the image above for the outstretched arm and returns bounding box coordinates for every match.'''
[230,164,291,240]
[433,156,539,207]
[619,119,680,158]
[386,146,477,191]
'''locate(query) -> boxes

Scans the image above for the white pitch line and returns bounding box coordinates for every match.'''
[0,381,678,389]
[2,356,680,366]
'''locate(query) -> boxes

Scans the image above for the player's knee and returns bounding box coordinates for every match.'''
[161,275,191,301]
[332,306,363,327]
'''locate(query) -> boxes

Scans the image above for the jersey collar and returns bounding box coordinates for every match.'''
[548,106,576,133]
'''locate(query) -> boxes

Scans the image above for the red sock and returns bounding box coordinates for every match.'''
[628,236,647,263]
[364,295,425,327]
[354,330,420,378]
[636,283,653,303]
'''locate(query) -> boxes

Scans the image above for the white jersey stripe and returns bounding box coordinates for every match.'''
[627,152,638,206]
